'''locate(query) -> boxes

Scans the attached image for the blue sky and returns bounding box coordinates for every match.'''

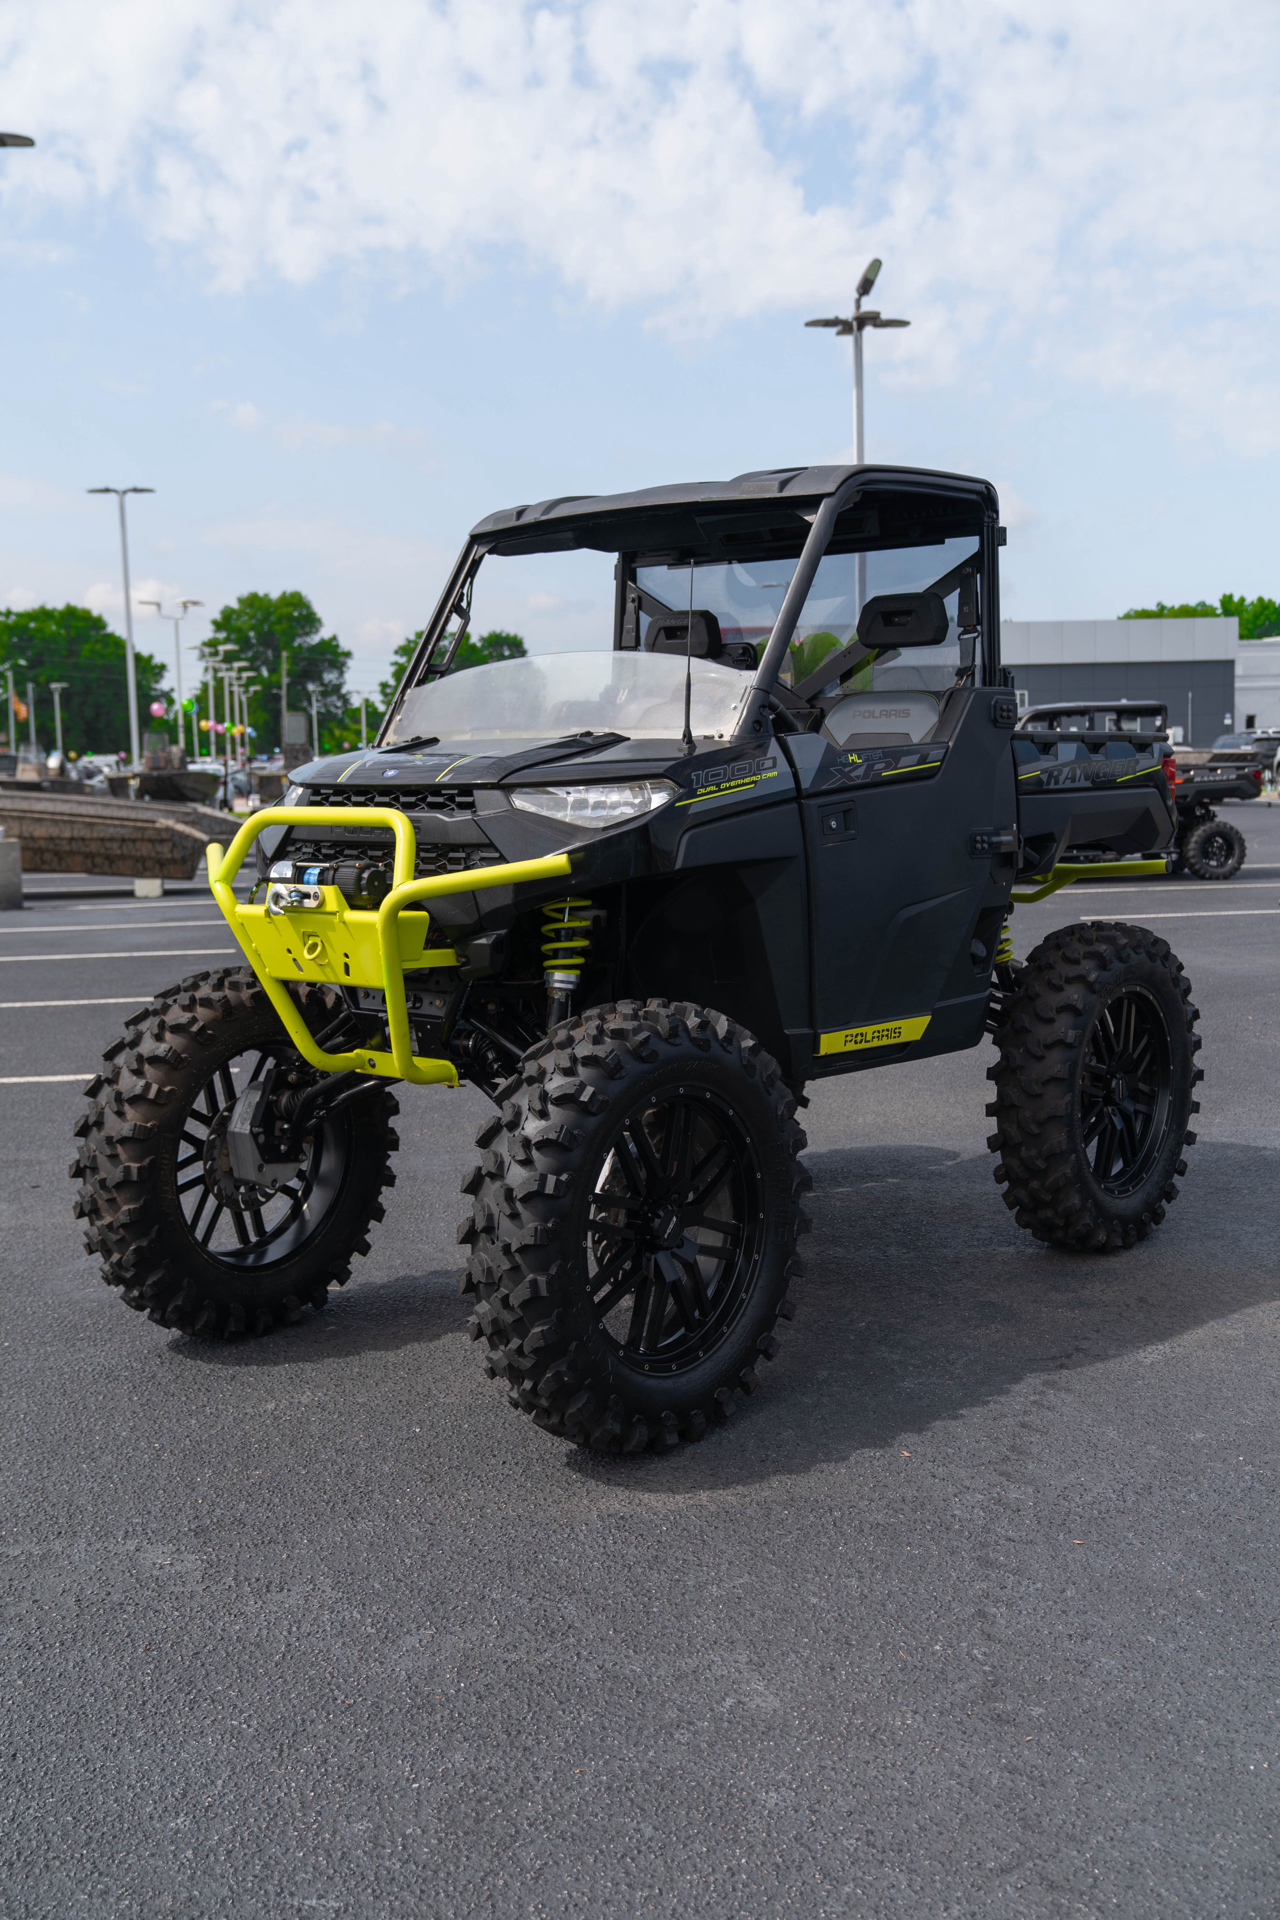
[1,0,1277,700]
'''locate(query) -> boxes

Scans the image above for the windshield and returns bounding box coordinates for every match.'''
[385,650,753,748]
[636,535,981,694]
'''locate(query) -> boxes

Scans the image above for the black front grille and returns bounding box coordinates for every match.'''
[413,846,503,879]
[314,784,476,815]
[287,837,502,882]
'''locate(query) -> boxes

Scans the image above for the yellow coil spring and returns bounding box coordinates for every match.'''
[541,896,594,984]
[995,914,1015,967]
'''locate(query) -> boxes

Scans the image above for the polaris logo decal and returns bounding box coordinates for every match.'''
[817,1014,931,1056]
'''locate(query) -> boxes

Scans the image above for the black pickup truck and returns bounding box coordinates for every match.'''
[1017,699,1262,879]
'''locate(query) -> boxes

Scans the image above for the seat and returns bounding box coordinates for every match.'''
[824,689,940,748]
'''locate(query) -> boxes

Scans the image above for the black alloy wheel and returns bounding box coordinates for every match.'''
[1077,987,1173,1196]
[586,1088,764,1375]
[179,1046,348,1267]
[459,999,810,1452]
[1180,816,1246,880]
[987,921,1201,1251]
[73,968,399,1337]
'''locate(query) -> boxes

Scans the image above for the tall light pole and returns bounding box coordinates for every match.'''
[88,486,154,765]
[203,643,230,761]
[806,259,910,609]
[220,658,243,785]
[805,259,910,463]
[49,682,68,757]
[25,681,36,751]
[141,596,203,759]
[0,656,26,754]
[242,682,261,766]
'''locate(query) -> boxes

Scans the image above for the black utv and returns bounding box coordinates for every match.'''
[73,464,1202,1455]
[1017,699,1259,880]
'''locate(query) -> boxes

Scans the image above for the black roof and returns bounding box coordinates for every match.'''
[470,463,998,557]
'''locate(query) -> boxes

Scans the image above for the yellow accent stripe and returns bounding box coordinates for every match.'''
[434,757,472,783]
[817,1014,931,1057]
[674,778,760,807]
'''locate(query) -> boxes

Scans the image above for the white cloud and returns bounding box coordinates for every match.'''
[3,1,1279,446]
[213,399,266,433]
[211,400,419,450]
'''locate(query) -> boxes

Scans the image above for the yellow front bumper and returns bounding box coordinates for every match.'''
[206,805,571,1085]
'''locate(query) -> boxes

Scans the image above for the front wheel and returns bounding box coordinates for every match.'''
[987,922,1201,1250]
[72,968,399,1336]
[458,1000,810,1452]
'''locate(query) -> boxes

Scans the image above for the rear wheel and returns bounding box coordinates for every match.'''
[459,999,809,1452]
[987,922,1200,1250]
[72,968,398,1336]
[1180,815,1245,880]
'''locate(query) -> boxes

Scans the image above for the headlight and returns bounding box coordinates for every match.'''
[509,780,678,829]
[282,783,307,807]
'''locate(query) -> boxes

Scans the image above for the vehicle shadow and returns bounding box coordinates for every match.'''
[562,1137,1280,1491]
[167,1266,466,1370]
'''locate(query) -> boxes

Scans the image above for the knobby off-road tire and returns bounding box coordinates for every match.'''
[458,999,810,1453]
[71,967,398,1337]
[987,921,1201,1251]
[1180,816,1246,881]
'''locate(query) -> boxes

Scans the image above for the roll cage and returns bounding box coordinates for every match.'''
[379,465,1007,748]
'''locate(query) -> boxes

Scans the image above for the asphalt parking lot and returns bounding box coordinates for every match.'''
[3,810,1278,1920]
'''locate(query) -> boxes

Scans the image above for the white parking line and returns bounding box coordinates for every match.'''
[1028,909,1280,920]
[1065,880,1280,894]
[0,998,150,1009]
[0,1074,94,1084]
[0,948,235,963]
[0,920,225,935]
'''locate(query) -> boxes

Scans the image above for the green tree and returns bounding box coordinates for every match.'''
[1121,595,1280,638]
[0,605,167,757]
[198,591,350,752]
[1220,593,1280,640]
[377,629,526,709]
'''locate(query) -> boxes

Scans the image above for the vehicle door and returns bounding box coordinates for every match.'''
[785,686,1019,1068]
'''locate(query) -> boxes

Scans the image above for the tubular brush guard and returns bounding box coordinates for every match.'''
[206,805,572,1086]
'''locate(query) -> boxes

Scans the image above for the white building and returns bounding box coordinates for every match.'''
[1235,639,1280,733]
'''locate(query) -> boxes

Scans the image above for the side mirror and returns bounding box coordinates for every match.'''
[856,590,949,650]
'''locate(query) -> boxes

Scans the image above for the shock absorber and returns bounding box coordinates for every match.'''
[541,896,594,1030]
[995,911,1015,969]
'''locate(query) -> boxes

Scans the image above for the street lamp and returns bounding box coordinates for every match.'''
[349,691,374,750]
[242,683,262,768]
[87,486,154,766]
[202,643,232,761]
[141,597,204,759]
[0,656,26,754]
[219,657,245,785]
[805,258,911,464]
[0,134,35,148]
[49,683,69,757]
